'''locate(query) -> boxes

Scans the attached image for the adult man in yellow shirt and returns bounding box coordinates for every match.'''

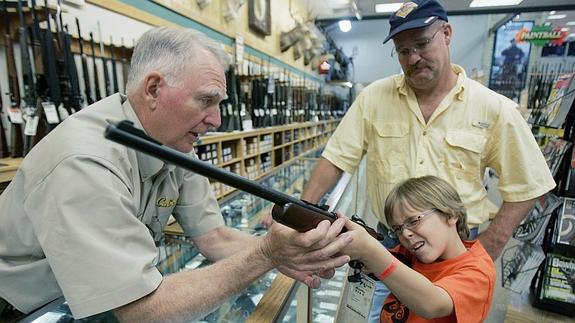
[292,0,555,321]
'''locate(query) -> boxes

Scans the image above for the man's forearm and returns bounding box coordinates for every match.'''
[114,242,273,322]
[301,157,344,203]
[478,198,538,260]
[193,226,257,261]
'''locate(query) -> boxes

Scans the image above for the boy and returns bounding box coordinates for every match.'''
[342,176,496,322]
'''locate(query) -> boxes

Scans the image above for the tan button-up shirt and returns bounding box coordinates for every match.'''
[323,65,555,226]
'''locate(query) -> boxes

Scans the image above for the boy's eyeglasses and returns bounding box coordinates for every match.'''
[388,208,438,238]
[391,27,443,59]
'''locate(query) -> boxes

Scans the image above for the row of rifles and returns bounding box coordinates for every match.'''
[527,62,575,126]
[0,0,131,158]
[218,65,347,132]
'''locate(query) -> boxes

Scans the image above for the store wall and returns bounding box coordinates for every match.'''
[329,15,491,84]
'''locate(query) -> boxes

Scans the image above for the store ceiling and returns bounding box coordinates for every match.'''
[308,0,575,25]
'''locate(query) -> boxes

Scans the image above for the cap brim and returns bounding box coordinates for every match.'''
[383,16,439,44]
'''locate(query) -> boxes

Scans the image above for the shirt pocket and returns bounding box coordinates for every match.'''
[370,121,410,184]
[444,131,486,180]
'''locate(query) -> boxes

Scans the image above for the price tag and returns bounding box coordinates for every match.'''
[24,116,40,136]
[227,103,233,115]
[57,103,70,121]
[42,102,60,124]
[344,273,376,320]
[272,108,277,115]
[8,108,24,124]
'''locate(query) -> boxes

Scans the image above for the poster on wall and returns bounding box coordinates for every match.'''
[489,21,534,102]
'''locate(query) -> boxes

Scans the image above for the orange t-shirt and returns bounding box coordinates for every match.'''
[380,240,496,323]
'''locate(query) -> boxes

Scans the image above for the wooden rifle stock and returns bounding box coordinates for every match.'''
[104,120,381,240]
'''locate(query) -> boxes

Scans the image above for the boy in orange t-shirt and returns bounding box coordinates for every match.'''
[341,176,496,322]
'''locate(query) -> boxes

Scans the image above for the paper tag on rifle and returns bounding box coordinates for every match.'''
[227,103,233,115]
[58,103,70,121]
[8,108,24,124]
[42,102,60,124]
[344,272,376,320]
[24,116,40,136]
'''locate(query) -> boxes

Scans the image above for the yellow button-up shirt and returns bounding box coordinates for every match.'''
[323,65,555,227]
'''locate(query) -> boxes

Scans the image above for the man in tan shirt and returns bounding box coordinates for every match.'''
[0,27,352,321]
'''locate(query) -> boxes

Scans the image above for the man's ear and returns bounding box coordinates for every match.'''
[142,72,163,109]
[443,23,452,46]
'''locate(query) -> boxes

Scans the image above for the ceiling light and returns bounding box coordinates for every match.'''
[338,20,352,33]
[567,21,575,26]
[561,27,570,32]
[375,3,403,13]
[548,14,567,20]
[568,33,575,39]
[469,0,523,8]
[549,11,556,15]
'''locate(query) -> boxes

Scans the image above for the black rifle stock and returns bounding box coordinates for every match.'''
[76,18,93,105]
[0,81,9,158]
[2,0,23,157]
[110,36,120,94]
[90,32,102,101]
[98,22,111,97]
[104,120,381,239]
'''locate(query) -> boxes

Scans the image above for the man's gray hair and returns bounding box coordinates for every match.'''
[125,27,231,94]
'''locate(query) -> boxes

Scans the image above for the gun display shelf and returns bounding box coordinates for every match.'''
[194,119,340,200]
[0,120,340,195]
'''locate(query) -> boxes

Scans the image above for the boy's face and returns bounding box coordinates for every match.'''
[390,206,460,263]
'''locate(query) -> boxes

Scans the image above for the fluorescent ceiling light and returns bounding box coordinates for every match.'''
[561,27,570,32]
[338,20,352,32]
[568,33,575,38]
[567,21,575,26]
[375,3,403,13]
[548,14,567,20]
[550,11,556,15]
[469,0,523,8]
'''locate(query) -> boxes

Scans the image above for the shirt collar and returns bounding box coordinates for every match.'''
[121,95,176,180]
[394,64,467,101]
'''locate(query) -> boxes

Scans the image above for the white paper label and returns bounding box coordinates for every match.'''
[344,273,376,319]
[8,108,24,124]
[24,116,40,136]
[42,102,60,124]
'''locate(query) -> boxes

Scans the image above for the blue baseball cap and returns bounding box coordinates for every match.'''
[383,0,448,43]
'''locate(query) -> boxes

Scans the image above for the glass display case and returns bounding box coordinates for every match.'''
[21,150,339,323]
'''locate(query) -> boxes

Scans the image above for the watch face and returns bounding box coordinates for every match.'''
[249,0,271,36]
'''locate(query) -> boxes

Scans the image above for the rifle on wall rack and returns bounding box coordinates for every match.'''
[76,18,93,105]
[89,32,102,101]
[98,22,111,97]
[2,0,23,157]
[110,36,120,94]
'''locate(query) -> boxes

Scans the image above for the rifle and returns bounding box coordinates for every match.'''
[2,0,23,157]
[120,37,130,91]
[76,18,93,105]
[105,120,382,236]
[105,120,382,282]
[0,80,9,158]
[110,36,120,94]
[98,22,111,97]
[90,32,102,101]
[16,0,43,155]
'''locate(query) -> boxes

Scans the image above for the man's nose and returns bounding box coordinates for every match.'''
[206,105,221,129]
[407,50,422,66]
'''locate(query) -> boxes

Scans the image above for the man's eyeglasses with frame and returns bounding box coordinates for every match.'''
[391,25,445,59]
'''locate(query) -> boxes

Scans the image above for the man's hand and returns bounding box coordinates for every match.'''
[259,218,352,288]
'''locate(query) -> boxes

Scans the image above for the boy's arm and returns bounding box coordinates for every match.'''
[342,221,454,319]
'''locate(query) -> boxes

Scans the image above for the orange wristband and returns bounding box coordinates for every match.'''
[378,257,399,281]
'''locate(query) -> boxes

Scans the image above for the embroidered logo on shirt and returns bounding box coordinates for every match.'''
[472,121,491,129]
[156,197,177,208]
[395,2,418,18]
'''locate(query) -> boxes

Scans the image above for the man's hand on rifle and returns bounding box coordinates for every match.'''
[259,217,352,288]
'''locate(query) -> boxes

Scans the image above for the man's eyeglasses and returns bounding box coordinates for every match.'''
[391,27,444,59]
[388,208,438,238]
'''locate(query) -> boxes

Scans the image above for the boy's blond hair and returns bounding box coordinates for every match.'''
[384,176,470,240]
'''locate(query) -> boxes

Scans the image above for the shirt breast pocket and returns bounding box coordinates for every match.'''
[371,121,410,184]
[444,131,486,180]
